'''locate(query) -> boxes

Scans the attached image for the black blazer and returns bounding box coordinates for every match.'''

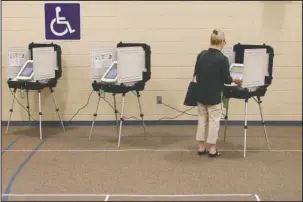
[194,48,233,105]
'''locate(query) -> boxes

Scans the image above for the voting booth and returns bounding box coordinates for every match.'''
[6,42,65,139]
[222,43,274,158]
[89,42,151,147]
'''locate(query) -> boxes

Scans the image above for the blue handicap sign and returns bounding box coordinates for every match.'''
[44,3,81,40]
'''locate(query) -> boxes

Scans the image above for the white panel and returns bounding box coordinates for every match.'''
[90,47,116,82]
[117,47,144,84]
[246,48,269,77]
[6,47,29,79]
[264,53,269,76]
[242,49,268,89]
[32,47,56,81]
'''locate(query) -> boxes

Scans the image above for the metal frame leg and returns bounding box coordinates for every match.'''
[243,99,248,158]
[50,88,66,133]
[223,98,229,143]
[112,93,119,135]
[6,89,17,135]
[256,97,270,151]
[89,92,101,140]
[88,92,101,140]
[26,89,31,127]
[38,90,43,140]
[118,93,126,147]
[135,91,147,139]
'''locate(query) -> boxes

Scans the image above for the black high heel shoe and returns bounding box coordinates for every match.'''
[197,149,208,155]
[208,151,222,158]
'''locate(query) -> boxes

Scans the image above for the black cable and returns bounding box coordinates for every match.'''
[162,102,197,116]
[101,97,141,120]
[103,96,197,121]
[158,105,196,120]
[130,91,197,120]
[130,91,197,119]
[131,91,197,120]
[67,90,141,126]
[9,89,37,121]
[9,87,203,125]
[161,102,226,119]
[66,90,223,124]
[67,90,94,125]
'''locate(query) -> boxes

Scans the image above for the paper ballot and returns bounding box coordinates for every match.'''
[6,48,28,79]
[93,52,112,69]
[8,51,26,67]
[90,47,116,82]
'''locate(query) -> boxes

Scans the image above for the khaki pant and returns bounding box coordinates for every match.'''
[196,103,222,144]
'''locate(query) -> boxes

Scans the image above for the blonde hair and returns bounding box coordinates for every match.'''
[210,29,226,46]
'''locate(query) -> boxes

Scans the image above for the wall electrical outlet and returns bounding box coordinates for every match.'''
[156,96,162,104]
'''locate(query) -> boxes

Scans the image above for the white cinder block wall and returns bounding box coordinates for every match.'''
[2,1,302,122]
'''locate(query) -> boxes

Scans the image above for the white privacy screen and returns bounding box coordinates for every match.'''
[32,47,56,80]
[242,49,268,88]
[117,47,144,83]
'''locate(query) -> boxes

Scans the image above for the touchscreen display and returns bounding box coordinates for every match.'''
[19,62,33,77]
[230,65,243,79]
[230,66,243,73]
[104,63,118,79]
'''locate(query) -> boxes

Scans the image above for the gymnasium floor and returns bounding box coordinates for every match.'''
[1,125,302,201]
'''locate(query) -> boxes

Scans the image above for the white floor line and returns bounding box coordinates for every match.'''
[254,194,261,201]
[2,149,302,152]
[108,194,253,197]
[2,194,253,197]
[104,195,110,201]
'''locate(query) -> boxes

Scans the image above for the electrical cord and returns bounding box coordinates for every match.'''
[101,96,141,120]
[162,103,197,116]
[66,90,142,125]
[130,91,226,118]
[66,90,94,125]
[66,90,224,124]
[162,102,226,118]
[9,87,224,124]
[103,96,197,121]
[129,91,197,120]
[157,106,196,120]
[9,88,37,121]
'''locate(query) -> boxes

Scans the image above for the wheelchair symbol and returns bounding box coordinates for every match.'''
[50,6,75,37]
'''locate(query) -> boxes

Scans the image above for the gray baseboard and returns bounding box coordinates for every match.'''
[1,120,302,127]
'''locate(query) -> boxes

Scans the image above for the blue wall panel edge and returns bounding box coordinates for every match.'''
[1,120,302,127]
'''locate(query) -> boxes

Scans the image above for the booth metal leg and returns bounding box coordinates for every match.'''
[118,93,126,147]
[26,89,31,127]
[135,91,147,139]
[257,97,270,151]
[6,89,17,135]
[89,92,101,140]
[50,88,66,133]
[112,93,119,135]
[243,99,248,158]
[224,98,229,143]
[38,90,43,140]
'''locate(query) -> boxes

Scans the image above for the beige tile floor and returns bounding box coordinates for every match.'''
[2,125,302,201]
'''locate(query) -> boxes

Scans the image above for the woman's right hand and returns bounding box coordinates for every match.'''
[233,78,242,86]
